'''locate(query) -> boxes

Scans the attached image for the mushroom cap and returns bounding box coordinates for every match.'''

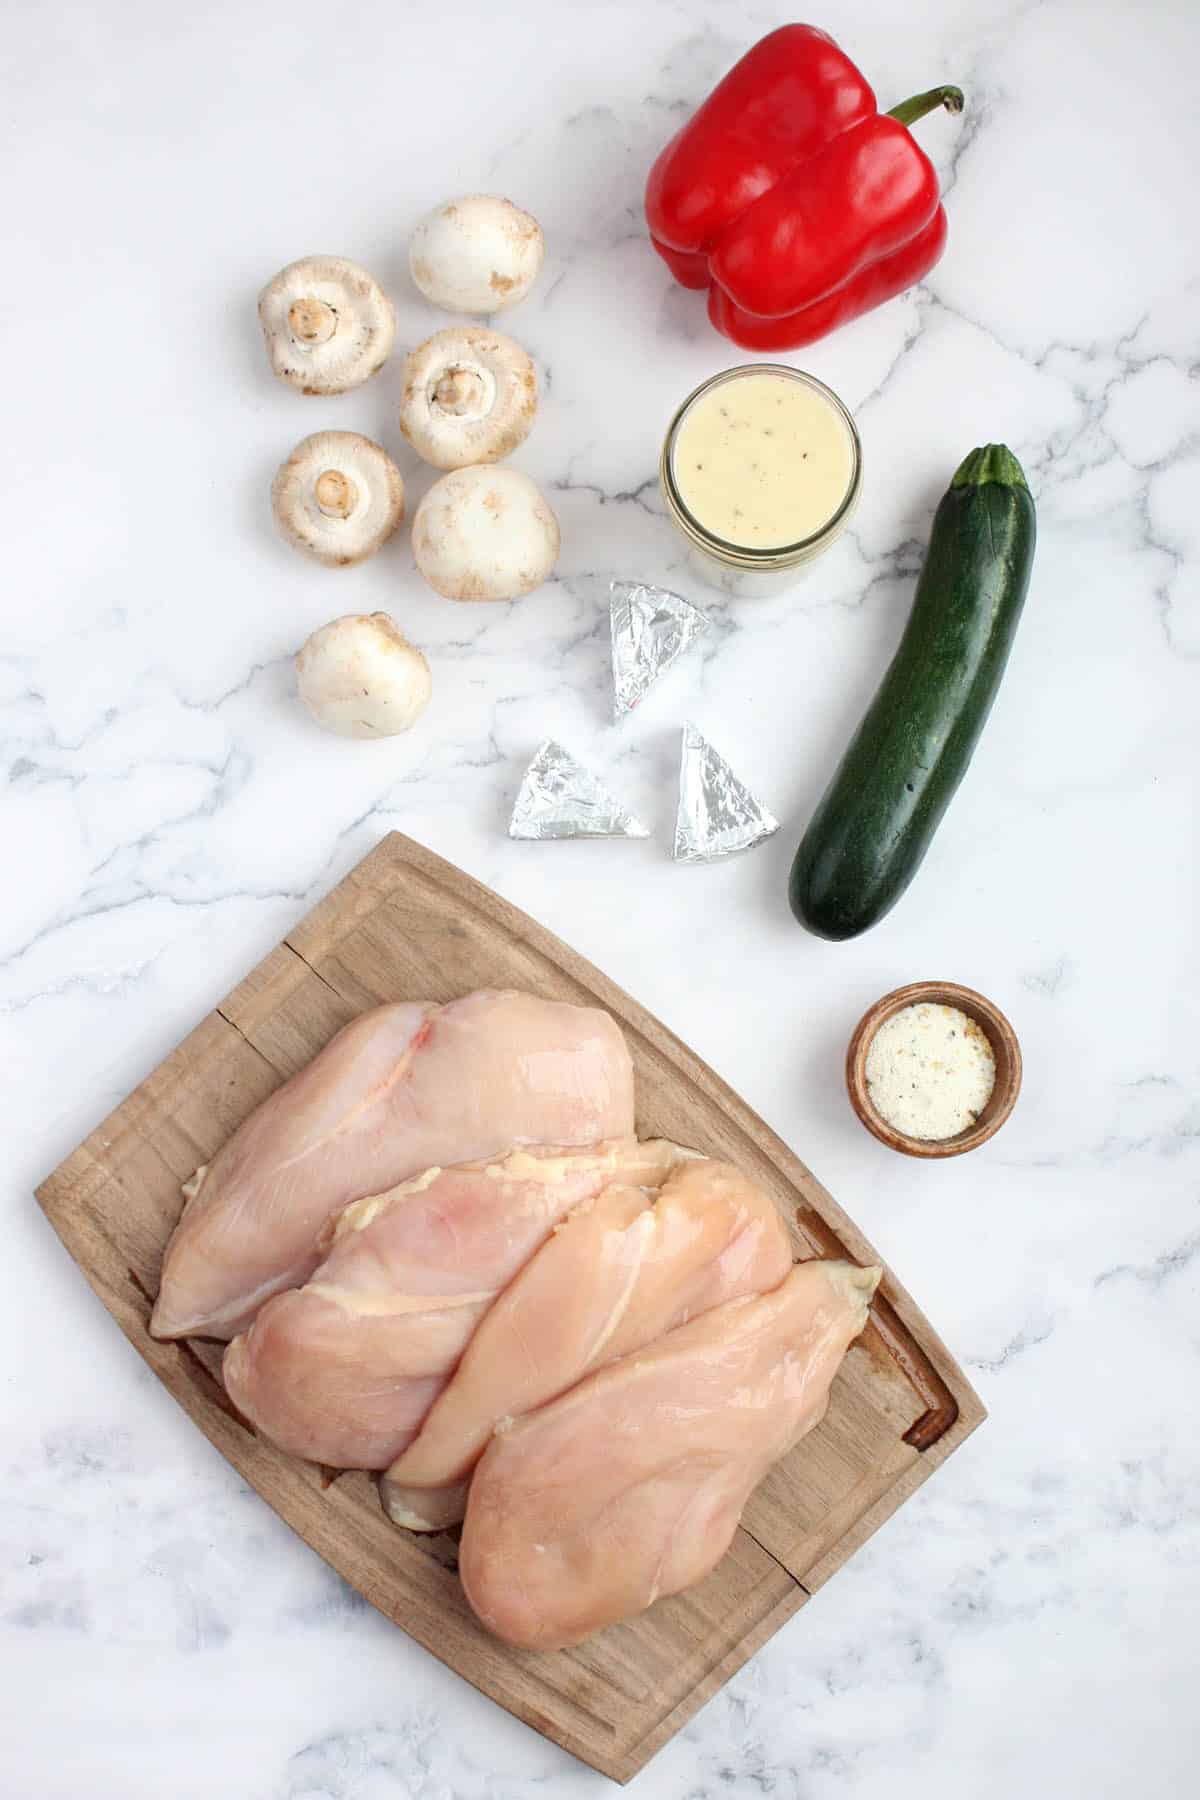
[409,196,544,315]
[398,327,538,471]
[296,612,431,738]
[272,431,405,567]
[412,465,560,602]
[258,256,396,395]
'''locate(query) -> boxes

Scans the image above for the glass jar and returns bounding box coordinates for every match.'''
[660,363,862,598]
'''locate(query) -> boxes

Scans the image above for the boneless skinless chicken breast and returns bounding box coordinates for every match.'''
[459,1259,881,1650]
[221,1139,694,1469]
[151,991,635,1341]
[381,1157,794,1531]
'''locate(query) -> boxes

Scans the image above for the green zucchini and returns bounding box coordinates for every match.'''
[789,444,1036,940]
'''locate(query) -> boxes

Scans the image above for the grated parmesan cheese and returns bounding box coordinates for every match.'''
[864,1002,996,1141]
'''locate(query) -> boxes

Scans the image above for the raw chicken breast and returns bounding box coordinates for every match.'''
[459,1259,881,1650]
[151,990,635,1341]
[222,1139,693,1469]
[382,1157,791,1531]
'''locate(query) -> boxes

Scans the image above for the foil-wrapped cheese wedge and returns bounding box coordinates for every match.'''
[510,740,650,840]
[610,581,709,720]
[673,723,779,862]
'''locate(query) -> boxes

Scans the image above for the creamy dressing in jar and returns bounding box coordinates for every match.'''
[673,370,856,549]
[660,365,861,597]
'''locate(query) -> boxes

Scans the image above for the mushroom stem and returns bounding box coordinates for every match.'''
[433,365,487,416]
[289,297,338,345]
[314,469,357,519]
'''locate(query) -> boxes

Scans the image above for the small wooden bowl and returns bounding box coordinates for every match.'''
[846,980,1021,1159]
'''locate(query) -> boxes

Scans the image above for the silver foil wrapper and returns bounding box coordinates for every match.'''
[510,739,650,840]
[610,580,709,720]
[673,722,780,863]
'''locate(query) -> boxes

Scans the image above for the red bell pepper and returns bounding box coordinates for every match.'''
[645,25,962,351]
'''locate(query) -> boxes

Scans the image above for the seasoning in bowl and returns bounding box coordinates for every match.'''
[864,1002,995,1141]
[846,979,1021,1159]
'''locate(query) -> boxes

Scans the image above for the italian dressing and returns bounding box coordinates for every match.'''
[673,369,855,549]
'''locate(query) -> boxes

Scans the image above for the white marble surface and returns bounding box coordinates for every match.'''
[4,0,1198,1793]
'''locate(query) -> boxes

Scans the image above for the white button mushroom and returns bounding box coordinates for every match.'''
[412,465,560,602]
[296,613,431,738]
[272,431,405,567]
[409,196,544,315]
[258,256,396,394]
[398,327,538,471]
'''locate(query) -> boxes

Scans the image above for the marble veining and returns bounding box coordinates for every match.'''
[3,0,1198,1795]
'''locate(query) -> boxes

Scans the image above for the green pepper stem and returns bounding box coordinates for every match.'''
[887,86,965,128]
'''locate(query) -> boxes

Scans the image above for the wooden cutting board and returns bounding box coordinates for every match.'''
[36,832,984,1783]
